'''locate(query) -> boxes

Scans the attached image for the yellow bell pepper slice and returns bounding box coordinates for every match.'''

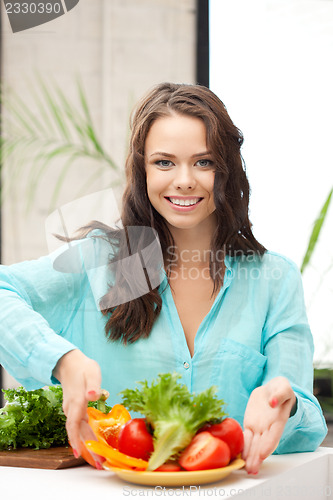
[85,440,148,470]
[87,404,131,447]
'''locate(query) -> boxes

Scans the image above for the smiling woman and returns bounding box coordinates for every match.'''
[0,82,328,476]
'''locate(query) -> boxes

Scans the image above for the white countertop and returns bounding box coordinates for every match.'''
[0,447,332,500]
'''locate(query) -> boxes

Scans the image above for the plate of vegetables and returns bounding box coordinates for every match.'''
[84,373,245,486]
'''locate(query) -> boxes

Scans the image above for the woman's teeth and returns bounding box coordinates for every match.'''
[168,197,201,206]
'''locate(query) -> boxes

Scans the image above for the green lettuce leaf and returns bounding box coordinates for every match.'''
[0,386,111,450]
[0,386,67,450]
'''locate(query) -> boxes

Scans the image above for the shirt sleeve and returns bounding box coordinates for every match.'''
[262,257,327,453]
[0,242,89,390]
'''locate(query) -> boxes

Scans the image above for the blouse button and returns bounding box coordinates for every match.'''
[183,361,190,369]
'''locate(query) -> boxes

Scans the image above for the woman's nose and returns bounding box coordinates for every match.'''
[172,166,196,190]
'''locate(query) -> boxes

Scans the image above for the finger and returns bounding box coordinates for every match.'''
[269,397,279,408]
[80,420,105,469]
[259,420,285,458]
[244,432,262,474]
[87,390,101,401]
[268,388,288,408]
[267,378,295,408]
[66,401,88,456]
[249,421,284,473]
[242,428,253,460]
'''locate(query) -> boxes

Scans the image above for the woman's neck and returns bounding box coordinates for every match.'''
[166,214,218,269]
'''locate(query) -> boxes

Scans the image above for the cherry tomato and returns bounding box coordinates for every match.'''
[118,418,154,461]
[179,431,230,471]
[155,462,182,472]
[205,418,244,459]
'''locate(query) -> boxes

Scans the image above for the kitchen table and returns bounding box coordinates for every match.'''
[0,447,332,500]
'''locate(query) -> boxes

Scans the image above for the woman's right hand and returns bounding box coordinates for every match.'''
[53,349,102,462]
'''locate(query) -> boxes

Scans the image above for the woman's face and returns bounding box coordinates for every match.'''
[145,113,217,232]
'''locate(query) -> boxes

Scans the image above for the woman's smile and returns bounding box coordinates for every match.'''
[165,196,203,211]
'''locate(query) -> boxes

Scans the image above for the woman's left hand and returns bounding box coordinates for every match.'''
[242,376,296,474]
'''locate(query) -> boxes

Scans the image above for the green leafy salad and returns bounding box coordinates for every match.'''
[0,386,111,451]
[0,386,67,450]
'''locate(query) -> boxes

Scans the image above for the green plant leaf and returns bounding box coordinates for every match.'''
[5,92,44,136]
[52,82,89,147]
[301,187,333,273]
[0,75,122,212]
[36,76,71,141]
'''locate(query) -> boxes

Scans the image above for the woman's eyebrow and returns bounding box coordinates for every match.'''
[191,151,212,158]
[149,151,212,158]
[149,152,175,158]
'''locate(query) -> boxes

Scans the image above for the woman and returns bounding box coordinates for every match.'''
[0,83,327,474]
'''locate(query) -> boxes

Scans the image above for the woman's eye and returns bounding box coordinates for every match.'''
[196,159,213,168]
[156,160,173,168]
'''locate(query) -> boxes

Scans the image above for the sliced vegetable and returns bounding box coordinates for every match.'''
[102,460,133,471]
[118,418,154,460]
[120,372,226,471]
[87,404,131,448]
[179,431,231,471]
[77,396,122,468]
[85,439,149,470]
[205,418,244,459]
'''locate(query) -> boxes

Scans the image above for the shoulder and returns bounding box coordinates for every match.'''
[258,250,300,274]
[233,249,299,269]
[228,250,302,285]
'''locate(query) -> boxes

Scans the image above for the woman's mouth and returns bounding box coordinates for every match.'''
[165,197,203,211]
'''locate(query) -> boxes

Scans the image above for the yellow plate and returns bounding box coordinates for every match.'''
[104,457,245,486]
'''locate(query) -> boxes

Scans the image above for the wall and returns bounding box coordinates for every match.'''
[0,0,196,389]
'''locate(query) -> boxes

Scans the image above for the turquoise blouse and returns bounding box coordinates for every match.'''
[0,232,327,453]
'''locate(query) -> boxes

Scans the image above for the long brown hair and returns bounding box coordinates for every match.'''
[79,83,266,343]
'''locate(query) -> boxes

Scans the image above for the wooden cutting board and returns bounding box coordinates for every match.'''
[0,446,86,469]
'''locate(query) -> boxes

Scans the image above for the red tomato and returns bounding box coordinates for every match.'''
[118,418,154,461]
[206,418,244,459]
[155,462,182,472]
[179,431,230,471]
